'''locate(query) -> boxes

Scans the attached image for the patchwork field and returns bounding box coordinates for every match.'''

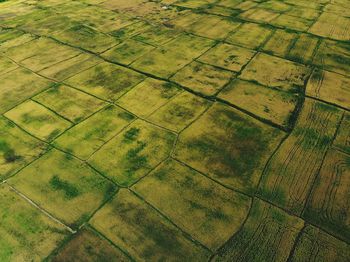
[0,0,349,261]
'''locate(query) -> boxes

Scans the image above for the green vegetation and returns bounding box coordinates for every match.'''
[0,0,349,260]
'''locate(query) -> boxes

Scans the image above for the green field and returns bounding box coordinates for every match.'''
[0,0,349,261]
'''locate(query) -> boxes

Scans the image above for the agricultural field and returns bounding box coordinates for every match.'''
[0,0,349,261]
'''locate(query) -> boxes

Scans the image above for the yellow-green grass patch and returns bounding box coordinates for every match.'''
[186,15,241,40]
[132,25,180,46]
[217,0,242,8]
[198,43,256,72]
[0,116,47,181]
[131,33,215,78]
[33,84,106,123]
[288,33,319,64]
[4,100,72,142]
[109,21,153,40]
[52,23,119,53]
[234,0,258,11]
[65,62,145,101]
[213,199,304,262]
[286,6,321,20]
[303,149,350,242]
[8,149,117,228]
[54,105,135,160]
[174,0,217,9]
[239,7,280,23]
[258,0,292,12]
[289,225,350,262]
[38,53,102,81]
[0,184,69,262]
[133,159,251,250]
[101,39,155,65]
[174,103,284,193]
[218,79,299,127]
[306,69,350,110]
[90,189,210,261]
[116,78,181,117]
[148,91,211,132]
[226,23,273,49]
[240,53,311,92]
[170,61,234,96]
[0,55,18,76]
[271,14,313,31]
[333,113,350,154]
[309,12,350,41]
[4,37,81,72]
[0,68,53,114]
[262,29,297,57]
[313,40,350,76]
[89,119,176,186]
[258,99,343,215]
[0,33,36,51]
[51,228,131,262]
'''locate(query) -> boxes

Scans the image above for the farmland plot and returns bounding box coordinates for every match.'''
[7,149,117,228]
[213,199,304,262]
[90,189,210,261]
[0,0,350,260]
[303,149,350,242]
[258,99,343,215]
[289,225,350,262]
[174,103,284,193]
[0,185,69,261]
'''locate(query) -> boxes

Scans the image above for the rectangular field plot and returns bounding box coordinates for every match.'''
[52,23,119,53]
[226,23,273,49]
[213,199,304,262]
[289,225,350,262]
[133,159,251,250]
[240,53,311,92]
[131,34,215,78]
[101,39,155,65]
[306,69,350,110]
[65,62,145,101]
[258,99,343,215]
[0,55,18,76]
[90,189,210,261]
[271,14,313,31]
[54,105,135,160]
[4,37,81,72]
[198,43,256,72]
[116,78,181,117]
[313,40,350,76]
[89,120,176,186]
[132,25,180,46]
[287,33,319,64]
[309,12,350,41]
[8,149,117,228]
[51,228,131,262]
[0,116,47,181]
[218,79,299,128]
[170,61,234,96]
[174,103,284,193]
[38,53,102,81]
[0,68,53,114]
[148,91,211,132]
[4,100,72,142]
[262,29,297,57]
[303,149,350,242]
[33,84,106,123]
[186,15,241,40]
[239,8,280,23]
[333,113,350,154]
[0,185,69,262]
